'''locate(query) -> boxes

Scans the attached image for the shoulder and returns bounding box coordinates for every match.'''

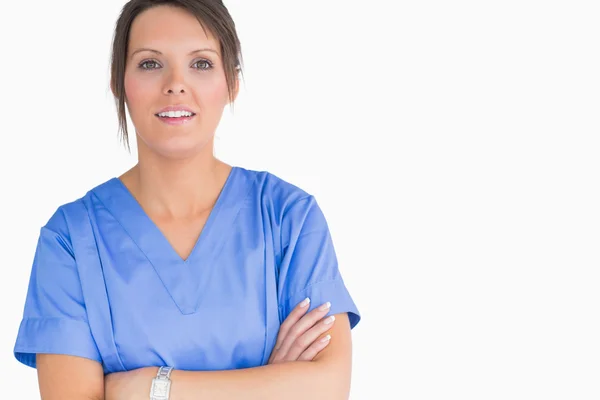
[236,166,327,238]
[41,177,116,240]
[236,166,316,213]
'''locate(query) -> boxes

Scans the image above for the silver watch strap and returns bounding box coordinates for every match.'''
[157,366,174,379]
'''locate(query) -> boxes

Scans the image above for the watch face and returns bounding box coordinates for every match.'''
[151,379,171,399]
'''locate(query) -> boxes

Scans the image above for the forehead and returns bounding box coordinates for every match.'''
[128,5,219,52]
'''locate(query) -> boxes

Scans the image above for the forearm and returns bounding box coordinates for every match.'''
[169,360,349,400]
[107,315,354,400]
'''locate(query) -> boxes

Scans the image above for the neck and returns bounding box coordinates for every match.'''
[120,139,231,219]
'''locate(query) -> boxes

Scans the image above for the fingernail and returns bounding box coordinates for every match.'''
[318,302,331,311]
[299,297,310,308]
[320,334,331,343]
[324,315,335,325]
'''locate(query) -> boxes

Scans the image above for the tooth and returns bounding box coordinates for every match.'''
[157,110,193,117]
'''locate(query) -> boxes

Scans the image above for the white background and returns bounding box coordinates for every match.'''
[1,0,599,399]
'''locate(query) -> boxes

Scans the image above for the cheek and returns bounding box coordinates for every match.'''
[124,74,155,111]
[195,75,230,108]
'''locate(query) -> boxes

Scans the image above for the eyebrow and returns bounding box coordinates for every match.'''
[129,48,218,59]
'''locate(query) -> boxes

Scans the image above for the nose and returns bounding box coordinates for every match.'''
[162,69,188,95]
[166,87,185,94]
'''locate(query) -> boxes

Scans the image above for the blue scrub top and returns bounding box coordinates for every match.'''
[14,166,360,374]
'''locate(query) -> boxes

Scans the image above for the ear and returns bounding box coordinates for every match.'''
[231,73,240,103]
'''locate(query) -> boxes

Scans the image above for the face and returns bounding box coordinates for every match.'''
[122,5,237,159]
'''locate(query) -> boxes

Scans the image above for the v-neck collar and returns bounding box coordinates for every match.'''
[91,166,256,314]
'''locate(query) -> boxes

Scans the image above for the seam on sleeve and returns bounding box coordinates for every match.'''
[280,229,329,259]
[279,278,342,310]
[295,228,328,241]
[40,225,76,259]
[281,195,313,222]
[280,195,316,251]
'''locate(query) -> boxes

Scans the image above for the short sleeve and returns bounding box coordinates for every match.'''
[14,211,101,368]
[278,196,360,329]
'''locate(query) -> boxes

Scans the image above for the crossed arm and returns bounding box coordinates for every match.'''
[37,312,353,400]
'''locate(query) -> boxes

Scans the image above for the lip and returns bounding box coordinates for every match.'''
[154,105,197,126]
[157,114,195,126]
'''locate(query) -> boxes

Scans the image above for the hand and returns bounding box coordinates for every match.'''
[105,367,158,400]
[268,298,336,364]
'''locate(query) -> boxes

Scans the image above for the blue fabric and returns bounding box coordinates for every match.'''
[14,166,360,374]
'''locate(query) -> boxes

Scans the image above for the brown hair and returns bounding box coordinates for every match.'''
[110,0,244,150]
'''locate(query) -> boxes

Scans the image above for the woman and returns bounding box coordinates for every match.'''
[14,1,360,398]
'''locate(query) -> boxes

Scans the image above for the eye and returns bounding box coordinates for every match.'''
[192,59,213,70]
[139,60,161,70]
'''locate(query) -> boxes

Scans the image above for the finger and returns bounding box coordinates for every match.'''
[275,302,332,359]
[298,334,332,361]
[285,314,336,361]
[269,312,334,365]
[268,332,287,364]
[273,301,332,362]
[268,348,275,364]
[273,297,311,351]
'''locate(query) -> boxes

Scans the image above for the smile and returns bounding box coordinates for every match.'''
[155,111,196,125]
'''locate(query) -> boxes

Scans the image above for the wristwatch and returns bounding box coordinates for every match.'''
[150,366,173,400]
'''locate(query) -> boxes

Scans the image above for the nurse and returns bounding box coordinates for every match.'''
[14,1,361,399]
